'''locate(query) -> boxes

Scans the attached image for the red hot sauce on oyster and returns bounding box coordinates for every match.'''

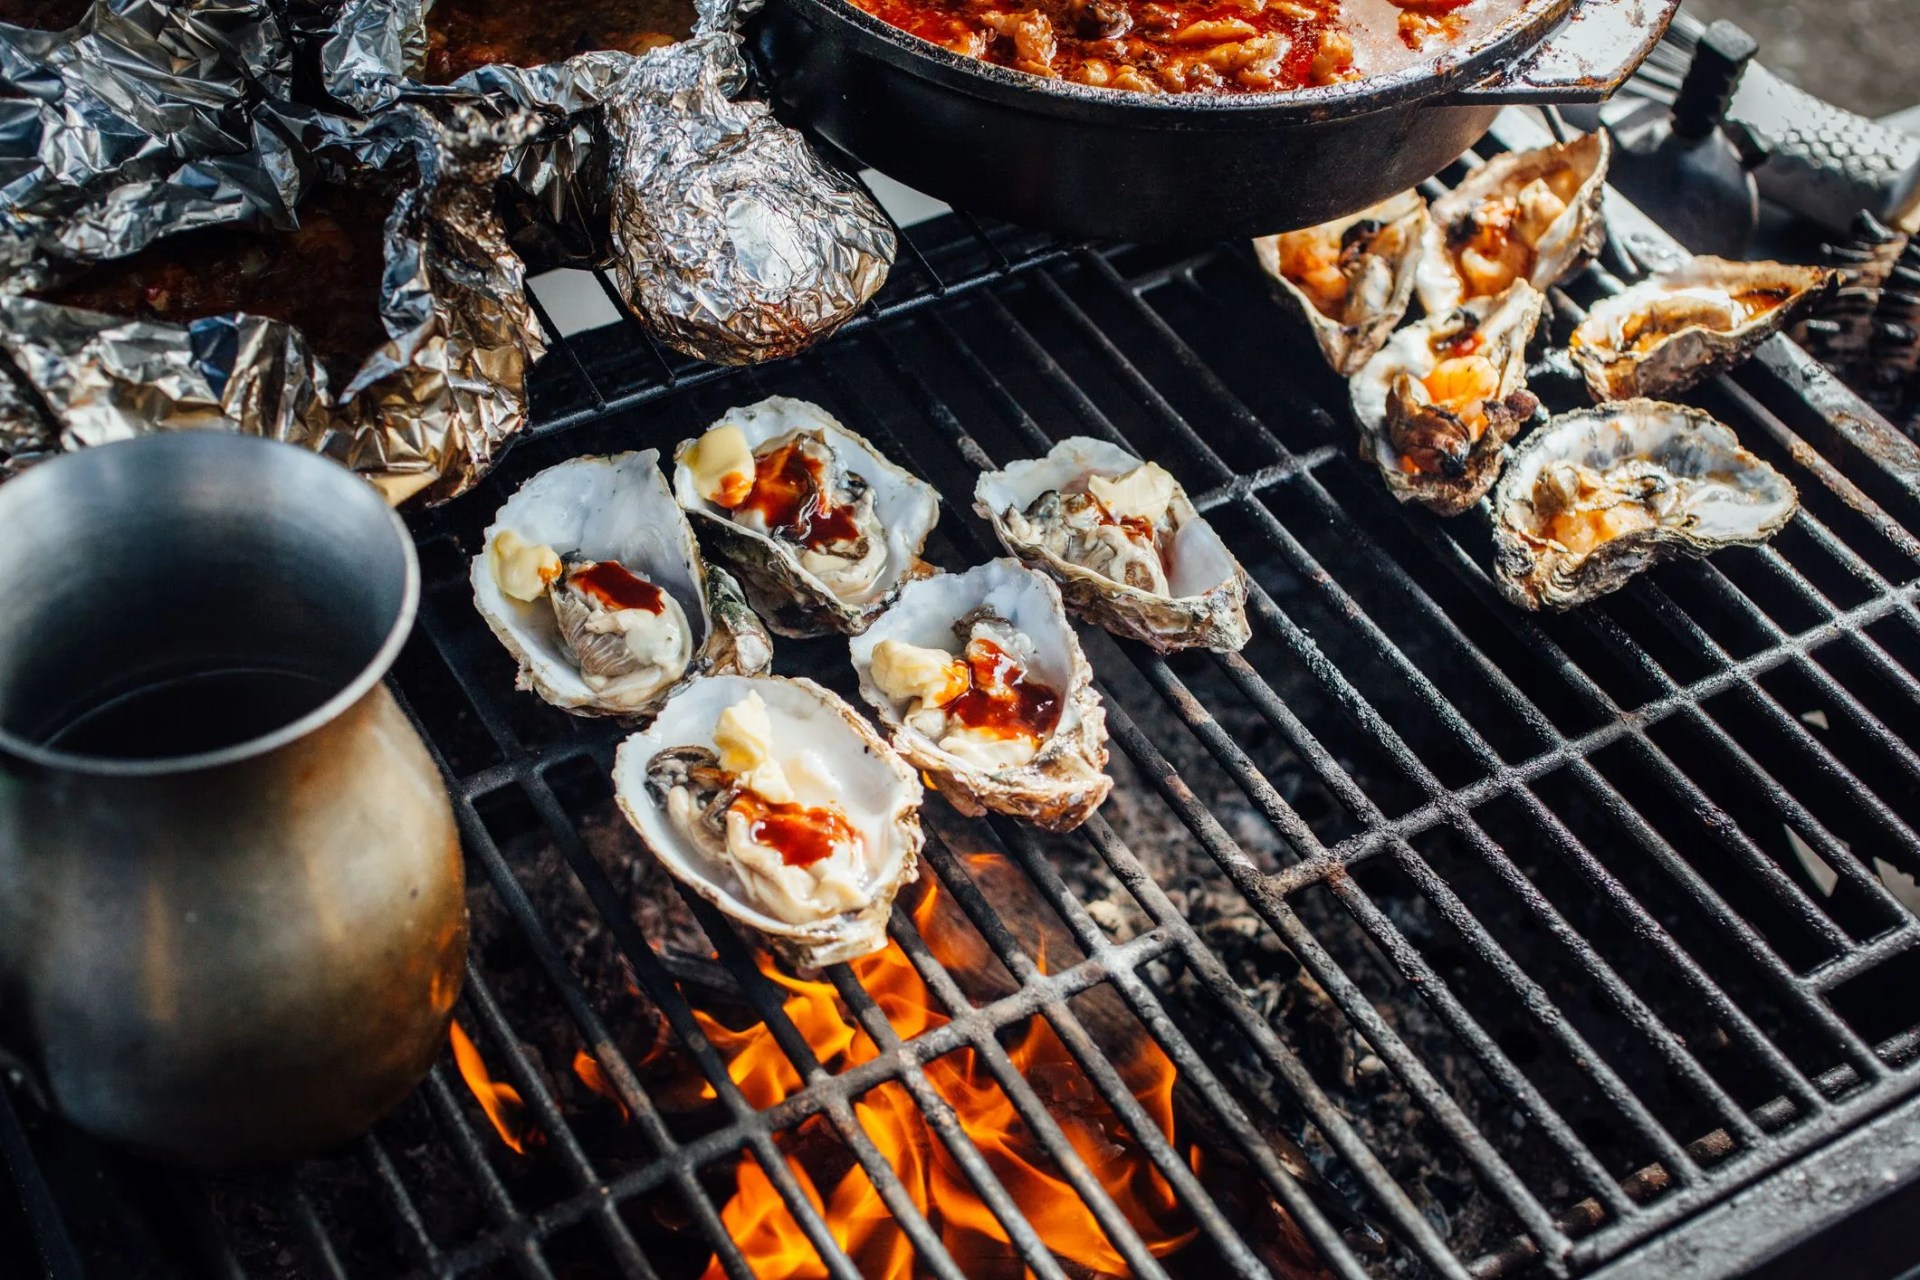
[568,561,667,614]
[944,636,1064,747]
[733,793,863,869]
[726,438,864,551]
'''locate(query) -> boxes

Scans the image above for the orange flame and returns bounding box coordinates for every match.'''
[449,1018,543,1154]
[573,1048,631,1124]
[698,874,1196,1279]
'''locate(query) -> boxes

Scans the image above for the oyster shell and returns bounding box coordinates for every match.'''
[1417,130,1610,315]
[1350,282,1545,515]
[1253,191,1430,376]
[1569,257,1837,401]
[850,559,1112,832]
[673,396,939,638]
[472,451,772,718]
[611,675,923,966]
[974,438,1250,654]
[1492,400,1798,611]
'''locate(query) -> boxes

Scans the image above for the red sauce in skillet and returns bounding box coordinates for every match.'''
[845,0,1531,94]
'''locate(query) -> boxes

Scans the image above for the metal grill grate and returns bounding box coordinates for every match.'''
[7,108,1920,1280]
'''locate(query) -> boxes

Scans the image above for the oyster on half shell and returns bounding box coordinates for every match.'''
[1417,130,1610,316]
[1569,257,1837,401]
[1350,282,1545,515]
[851,559,1111,832]
[1253,191,1430,376]
[472,452,772,718]
[674,396,939,638]
[975,437,1250,654]
[1492,400,1799,611]
[612,675,923,966]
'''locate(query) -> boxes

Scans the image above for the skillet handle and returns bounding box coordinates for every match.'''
[1445,0,1680,106]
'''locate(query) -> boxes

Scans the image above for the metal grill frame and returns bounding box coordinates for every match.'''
[6,107,1920,1280]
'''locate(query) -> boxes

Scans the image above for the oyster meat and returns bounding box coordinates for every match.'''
[1350,282,1544,515]
[1569,257,1837,402]
[1253,190,1430,375]
[612,675,923,965]
[674,397,939,638]
[1492,400,1799,611]
[1417,130,1610,315]
[975,438,1250,654]
[851,559,1111,832]
[472,451,772,718]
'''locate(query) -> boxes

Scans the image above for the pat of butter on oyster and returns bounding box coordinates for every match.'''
[614,674,924,966]
[870,638,967,707]
[489,530,563,602]
[1086,462,1176,523]
[685,423,755,507]
[713,691,795,804]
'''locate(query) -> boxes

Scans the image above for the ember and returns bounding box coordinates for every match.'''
[697,873,1197,1278]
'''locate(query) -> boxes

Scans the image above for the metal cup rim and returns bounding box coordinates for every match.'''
[0,435,421,779]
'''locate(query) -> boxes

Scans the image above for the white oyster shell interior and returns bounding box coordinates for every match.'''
[1253,189,1429,376]
[974,437,1237,601]
[851,560,1082,754]
[1493,401,1799,610]
[611,675,921,964]
[472,451,706,714]
[673,396,939,610]
[1417,130,1609,315]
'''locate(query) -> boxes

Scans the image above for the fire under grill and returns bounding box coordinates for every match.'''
[7,109,1920,1280]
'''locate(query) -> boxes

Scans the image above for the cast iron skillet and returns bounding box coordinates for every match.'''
[749,0,1678,240]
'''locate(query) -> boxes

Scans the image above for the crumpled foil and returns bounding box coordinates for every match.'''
[319,0,642,266]
[604,24,897,365]
[0,0,302,290]
[0,102,547,506]
[317,0,897,364]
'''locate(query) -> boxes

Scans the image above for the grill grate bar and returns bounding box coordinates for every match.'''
[276,1178,352,1280]
[358,1133,449,1277]
[455,962,667,1280]
[0,1078,82,1280]
[898,826,1277,1279]
[858,298,1588,1264]
[814,944,1081,1280]
[965,816,1389,1280]
[853,306,1562,1267]
[681,889,998,1280]
[1017,255,1727,1189]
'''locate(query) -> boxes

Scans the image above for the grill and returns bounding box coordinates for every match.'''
[7,106,1920,1280]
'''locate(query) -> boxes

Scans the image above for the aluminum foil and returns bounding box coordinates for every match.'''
[0,0,302,290]
[604,28,897,364]
[319,0,644,266]
[0,103,547,506]
[318,0,897,363]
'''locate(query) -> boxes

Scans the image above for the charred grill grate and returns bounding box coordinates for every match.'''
[6,109,1920,1280]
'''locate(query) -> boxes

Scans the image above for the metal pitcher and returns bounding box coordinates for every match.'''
[0,434,467,1168]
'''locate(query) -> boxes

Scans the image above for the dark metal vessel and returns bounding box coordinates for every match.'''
[751,0,1679,239]
[0,434,468,1169]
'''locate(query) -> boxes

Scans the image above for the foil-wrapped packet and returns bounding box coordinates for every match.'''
[0,0,301,288]
[317,0,674,264]
[0,103,547,505]
[316,0,896,363]
[604,27,896,365]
